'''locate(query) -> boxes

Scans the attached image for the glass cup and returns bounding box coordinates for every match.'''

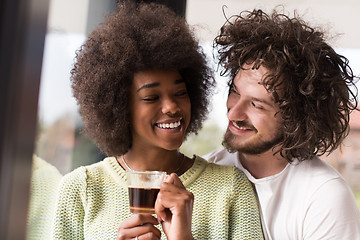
[126,170,166,214]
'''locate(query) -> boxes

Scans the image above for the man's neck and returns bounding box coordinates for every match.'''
[238,150,288,179]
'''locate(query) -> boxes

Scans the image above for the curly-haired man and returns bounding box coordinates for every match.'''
[205,9,360,239]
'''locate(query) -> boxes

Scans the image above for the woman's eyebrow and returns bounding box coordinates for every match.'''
[137,82,160,92]
[174,78,184,84]
[137,78,184,92]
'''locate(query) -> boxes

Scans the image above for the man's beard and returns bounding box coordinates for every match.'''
[222,123,283,155]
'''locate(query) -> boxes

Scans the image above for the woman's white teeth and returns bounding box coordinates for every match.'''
[158,120,181,129]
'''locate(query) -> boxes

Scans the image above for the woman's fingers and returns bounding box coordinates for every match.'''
[119,214,159,228]
[155,173,181,221]
[117,224,160,240]
[155,174,187,221]
[157,188,194,218]
[160,174,187,196]
[117,214,161,240]
[154,173,194,240]
[163,173,184,188]
[156,173,194,217]
[154,195,167,222]
[168,173,185,188]
[136,232,161,240]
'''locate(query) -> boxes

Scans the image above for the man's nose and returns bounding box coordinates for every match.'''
[227,99,247,121]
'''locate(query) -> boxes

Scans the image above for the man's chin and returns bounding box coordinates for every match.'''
[222,131,283,155]
[222,131,243,153]
[222,139,238,153]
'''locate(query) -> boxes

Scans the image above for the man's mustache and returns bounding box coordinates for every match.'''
[231,120,255,130]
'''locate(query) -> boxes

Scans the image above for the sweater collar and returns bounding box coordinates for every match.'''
[104,155,208,187]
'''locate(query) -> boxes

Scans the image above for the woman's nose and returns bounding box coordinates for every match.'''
[161,97,180,115]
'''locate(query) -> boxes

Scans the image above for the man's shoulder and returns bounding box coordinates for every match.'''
[290,156,343,181]
[285,157,351,200]
[294,159,360,237]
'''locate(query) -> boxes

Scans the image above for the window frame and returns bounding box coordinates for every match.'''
[0,0,49,238]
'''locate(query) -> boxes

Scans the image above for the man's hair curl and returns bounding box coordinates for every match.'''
[71,1,214,156]
[215,9,358,162]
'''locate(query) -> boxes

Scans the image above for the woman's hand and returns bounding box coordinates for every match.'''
[155,173,194,240]
[117,214,161,240]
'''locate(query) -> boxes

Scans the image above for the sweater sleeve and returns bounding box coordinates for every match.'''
[229,167,264,239]
[52,167,88,240]
[27,155,63,240]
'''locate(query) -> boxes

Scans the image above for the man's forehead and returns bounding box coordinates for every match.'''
[233,64,270,85]
[233,69,282,106]
[237,64,284,99]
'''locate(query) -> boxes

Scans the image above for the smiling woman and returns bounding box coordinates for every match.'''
[51,1,263,240]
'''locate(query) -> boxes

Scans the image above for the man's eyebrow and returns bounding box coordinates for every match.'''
[251,97,275,107]
[136,82,160,92]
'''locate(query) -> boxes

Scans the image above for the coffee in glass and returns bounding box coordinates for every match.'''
[126,170,166,214]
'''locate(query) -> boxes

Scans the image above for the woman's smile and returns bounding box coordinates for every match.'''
[130,70,191,150]
[155,118,182,130]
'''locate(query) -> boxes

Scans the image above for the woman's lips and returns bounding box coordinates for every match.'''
[155,118,182,129]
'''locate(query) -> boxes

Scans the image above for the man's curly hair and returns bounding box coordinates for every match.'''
[71,1,214,156]
[215,9,358,162]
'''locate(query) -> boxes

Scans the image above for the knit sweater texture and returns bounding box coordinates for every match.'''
[27,155,63,240]
[52,156,263,239]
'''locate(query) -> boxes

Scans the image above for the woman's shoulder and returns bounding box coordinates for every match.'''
[60,156,127,190]
[196,155,246,176]
[190,155,248,185]
[60,157,115,187]
[189,156,254,198]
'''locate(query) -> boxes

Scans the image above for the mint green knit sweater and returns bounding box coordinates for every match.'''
[27,155,62,240]
[52,156,263,239]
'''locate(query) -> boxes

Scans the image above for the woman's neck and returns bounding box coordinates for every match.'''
[118,147,190,175]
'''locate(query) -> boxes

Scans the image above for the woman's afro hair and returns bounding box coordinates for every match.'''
[71,1,214,156]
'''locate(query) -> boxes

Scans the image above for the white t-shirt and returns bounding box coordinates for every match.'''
[204,148,360,240]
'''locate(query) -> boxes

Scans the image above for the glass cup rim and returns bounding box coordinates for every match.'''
[126,170,166,175]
